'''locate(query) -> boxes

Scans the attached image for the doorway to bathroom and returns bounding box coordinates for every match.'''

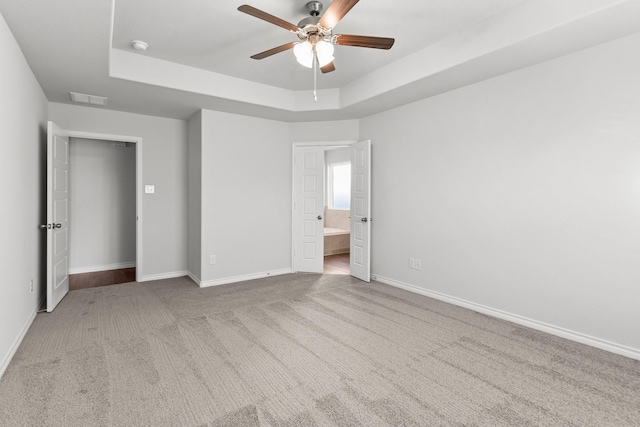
[323,147,351,274]
[292,140,371,281]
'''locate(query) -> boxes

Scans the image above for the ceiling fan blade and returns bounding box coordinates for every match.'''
[238,5,299,33]
[250,42,297,60]
[319,0,359,29]
[335,34,395,49]
[321,62,336,73]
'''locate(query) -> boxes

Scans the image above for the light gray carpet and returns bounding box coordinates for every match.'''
[1,274,639,426]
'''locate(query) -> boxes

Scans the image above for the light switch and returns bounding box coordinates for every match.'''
[145,185,155,194]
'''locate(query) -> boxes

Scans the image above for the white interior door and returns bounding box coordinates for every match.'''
[350,140,371,282]
[46,121,70,312]
[293,146,324,273]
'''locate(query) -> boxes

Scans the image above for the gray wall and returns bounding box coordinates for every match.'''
[0,13,48,375]
[198,109,291,283]
[187,111,202,280]
[360,32,640,352]
[325,147,351,165]
[290,120,359,143]
[48,103,188,280]
[69,138,136,272]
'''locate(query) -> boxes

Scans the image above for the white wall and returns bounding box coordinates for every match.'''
[325,146,350,165]
[360,32,640,356]
[68,138,136,272]
[198,109,291,284]
[290,120,359,143]
[0,12,48,377]
[48,103,188,280]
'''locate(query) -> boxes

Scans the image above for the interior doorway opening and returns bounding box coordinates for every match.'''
[45,121,143,312]
[323,146,351,275]
[67,137,137,290]
[292,140,371,281]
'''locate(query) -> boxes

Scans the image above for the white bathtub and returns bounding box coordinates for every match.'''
[324,227,350,255]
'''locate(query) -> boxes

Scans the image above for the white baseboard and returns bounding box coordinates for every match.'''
[139,270,189,282]
[69,261,136,275]
[186,271,201,285]
[372,274,640,362]
[196,268,293,288]
[0,296,44,380]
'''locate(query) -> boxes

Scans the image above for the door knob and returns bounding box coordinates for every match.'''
[39,224,51,230]
[361,217,368,223]
[54,223,62,228]
[317,215,323,220]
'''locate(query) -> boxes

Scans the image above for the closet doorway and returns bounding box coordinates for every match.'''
[45,123,143,311]
[67,137,137,289]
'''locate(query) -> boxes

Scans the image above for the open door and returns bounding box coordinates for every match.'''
[293,146,325,273]
[350,140,371,282]
[45,121,70,312]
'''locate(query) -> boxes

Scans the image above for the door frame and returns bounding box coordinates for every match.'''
[53,127,143,282]
[291,140,356,272]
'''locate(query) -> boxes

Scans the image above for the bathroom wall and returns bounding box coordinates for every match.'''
[325,146,351,231]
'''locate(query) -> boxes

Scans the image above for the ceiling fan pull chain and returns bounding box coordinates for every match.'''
[313,52,318,102]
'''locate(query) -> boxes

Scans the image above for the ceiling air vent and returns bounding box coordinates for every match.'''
[69,92,108,106]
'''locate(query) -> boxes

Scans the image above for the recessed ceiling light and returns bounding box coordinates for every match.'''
[70,92,108,106]
[130,40,148,51]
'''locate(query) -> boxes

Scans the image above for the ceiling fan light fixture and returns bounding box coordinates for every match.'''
[294,41,314,68]
[315,40,334,67]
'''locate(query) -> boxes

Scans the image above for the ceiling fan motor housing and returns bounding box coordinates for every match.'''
[297,16,323,39]
[298,2,331,41]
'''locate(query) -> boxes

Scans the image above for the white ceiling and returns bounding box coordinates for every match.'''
[1,0,639,122]
[112,0,521,91]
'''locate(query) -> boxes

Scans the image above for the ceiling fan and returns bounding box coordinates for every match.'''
[238,0,395,74]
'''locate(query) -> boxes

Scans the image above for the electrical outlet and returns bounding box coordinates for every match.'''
[30,279,34,293]
[408,258,415,269]
[415,259,422,270]
[210,255,216,265]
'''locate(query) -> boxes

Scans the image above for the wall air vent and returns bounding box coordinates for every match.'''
[69,92,108,106]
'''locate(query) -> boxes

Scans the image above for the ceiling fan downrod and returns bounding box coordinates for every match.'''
[306,1,323,17]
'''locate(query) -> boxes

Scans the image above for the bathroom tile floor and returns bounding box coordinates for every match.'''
[324,253,350,275]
